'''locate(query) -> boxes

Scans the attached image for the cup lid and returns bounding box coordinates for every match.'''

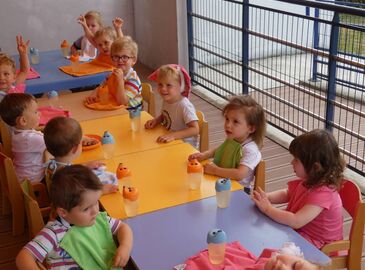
[47,90,58,98]
[29,47,39,54]
[69,54,79,62]
[116,163,132,179]
[187,159,203,173]
[207,229,227,244]
[122,186,139,201]
[60,40,69,47]
[215,178,231,192]
[101,131,115,144]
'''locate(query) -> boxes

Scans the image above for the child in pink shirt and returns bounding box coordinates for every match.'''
[252,129,345,249]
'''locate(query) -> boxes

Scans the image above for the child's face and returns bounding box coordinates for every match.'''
[111,49,136,74]
[224,109,255,143]
[0,64,16,91]
[291,156,307,180]
[19,99,40,129]
[86,18,101,34]
[264,254,320,270]
[95,35,114,56]
[60,189,102,227]
[157,77,182,104]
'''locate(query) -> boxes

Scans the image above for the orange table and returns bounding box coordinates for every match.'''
[36,90,128,122]
[75,112,182,163]
[99,143,242,219]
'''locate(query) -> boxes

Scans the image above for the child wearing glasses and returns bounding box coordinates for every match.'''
[85,36,142,107]
[252,129,345,249]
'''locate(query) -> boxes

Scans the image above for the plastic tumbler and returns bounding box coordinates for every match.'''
[122,186,139,217]
[187,159,203,190]
[60,40,70,57]
[29,47,40,64]
[128,107,141,132]
[207,229,227,265]
[116,163,132,187]
[101,131,115,159]
[69,54,79,72]
[47,90,59,108]
[215,178,231,208]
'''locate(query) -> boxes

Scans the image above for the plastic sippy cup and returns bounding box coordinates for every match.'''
[69,54,79,72]
[215,178,232,208]
[29,47,40,64]
[98,84,109,105]
[207,229,227,265]
[122,186,139,217]
[128,106,141,132]
[187,159,203,190]
[60,40,70,57]
[116,163,132,187]
[101,131,115,159]
[47,90,59,108]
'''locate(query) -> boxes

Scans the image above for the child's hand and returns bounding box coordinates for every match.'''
[85,94,99,104]
[145,119,158,129]
[113,17,124,29]
[77,15,87,27]
[156,133,175,143]
[86,160,105,169]
[252,187,272,214]
[188,152,204,161]
[16,35,30,55]
[113,245,130,267]
[112,68,124,84]
[203,162,218,175]
[102,184,119,195]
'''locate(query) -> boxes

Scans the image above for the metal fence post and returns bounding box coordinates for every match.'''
[311,8,320,82]
[242,0,249,95]
[187,0,195,83]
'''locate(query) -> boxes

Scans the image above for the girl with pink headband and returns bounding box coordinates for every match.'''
[145,64,199,147]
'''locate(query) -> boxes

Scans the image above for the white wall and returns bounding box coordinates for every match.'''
[0,0,134,55]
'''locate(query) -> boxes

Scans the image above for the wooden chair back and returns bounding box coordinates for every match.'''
[141,83,156,117]
[254,160,266,191]
[0,119,12,158]
[196,111,209,152]
[321,179,365,269]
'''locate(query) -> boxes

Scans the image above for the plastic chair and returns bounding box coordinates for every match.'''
[0,119,12,158]
[321,179,365,269]
[254,160,266,191]
[141,83,156,117]
[196,111,209,152]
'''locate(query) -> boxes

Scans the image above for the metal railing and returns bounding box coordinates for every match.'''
[187,0,365,176]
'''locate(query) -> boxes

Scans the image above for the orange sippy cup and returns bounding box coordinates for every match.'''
[60,40,70,57]
[122,186,139,217]
[187,159,203,190]
[116,163,132,186]
[69,54,79,72]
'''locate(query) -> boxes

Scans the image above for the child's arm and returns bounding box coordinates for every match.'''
[113,222,133,267]
[16,249,40,270]
[156,120,199,143]
[113,17,124,38]
[15,35,30,85]
[188,148,216,161]
[113,69,129,106]
[145,114,163,129]
[252,188,323,229]
[203,163,250,180]
[77,15,98,48]
[84,86,99,104]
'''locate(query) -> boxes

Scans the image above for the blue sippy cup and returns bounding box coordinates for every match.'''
[101,131,115,159]
[207,229,227,265]
[47,90,59,107]
[215,178,231,208]
[29,47,40,64]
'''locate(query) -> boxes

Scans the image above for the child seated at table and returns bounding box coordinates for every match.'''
[43,116,118,195]
[16,164,133,269]
[85,36,142,107]
[188,95,266,193]
[0,35,30,101]
[0,93,47,183]
[252,129,345,249]
[264,253,326,270]
[145,64,199,147]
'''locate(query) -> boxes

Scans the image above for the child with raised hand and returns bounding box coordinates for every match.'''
[16,164,133,269]
[188,95,266,192]
[252,129,345,249]
[0,93,47,183]
[43,116,118,195]
[0,36,30,101]
[145,64,199,147]
[85,36,142,106]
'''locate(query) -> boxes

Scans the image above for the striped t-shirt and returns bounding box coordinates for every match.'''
[24,213,121,269]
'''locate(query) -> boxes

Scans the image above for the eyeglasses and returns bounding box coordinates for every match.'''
[111,55,134,62]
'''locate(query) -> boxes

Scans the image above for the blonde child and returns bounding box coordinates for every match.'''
[85,36,142,106]
[0,93,46,183]
[43,116,117,195]
[264,253,326,270]
[145,64,199,147]
[252,129,345,249]
[0,36,30,101]
[16,165,133,269]
[189,95,266,193]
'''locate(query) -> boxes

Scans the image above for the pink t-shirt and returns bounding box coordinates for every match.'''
[287,179,343,248]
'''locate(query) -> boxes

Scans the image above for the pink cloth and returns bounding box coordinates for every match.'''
[38,106,71,126]
[184,241,275,270]
[16,67,40,80]
[287,179,343,249]
[8,83,25,94]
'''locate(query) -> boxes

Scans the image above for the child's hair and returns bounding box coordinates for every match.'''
[94,26,117,42]
[289,129,345,189]
[222,95,266,148]
[111,36,138,58]
[44,117,82,157]
[0,53,16,73]
[84,10,103,27]
[0,93,35,126]
[50,164,102,211]
[156,65,180,84]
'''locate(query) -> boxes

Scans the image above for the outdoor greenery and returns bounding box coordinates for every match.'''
[338,14,365,55]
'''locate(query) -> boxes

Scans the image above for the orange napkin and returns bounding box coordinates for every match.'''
[59,54,114,77]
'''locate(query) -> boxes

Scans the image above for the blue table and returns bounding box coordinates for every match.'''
[22,50,110,94]
[126,190,330,269]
